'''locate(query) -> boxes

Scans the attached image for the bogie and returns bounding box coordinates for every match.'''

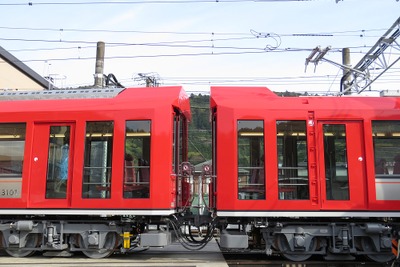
[219,221,397,263]
[0,220,132,258]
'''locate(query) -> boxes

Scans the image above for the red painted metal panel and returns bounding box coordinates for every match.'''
[211,86,400,214]
[0,86,190,213]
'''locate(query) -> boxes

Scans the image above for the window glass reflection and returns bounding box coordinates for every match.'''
[277,121,309,200]
[237,120,265,200]
[124,120,151,198]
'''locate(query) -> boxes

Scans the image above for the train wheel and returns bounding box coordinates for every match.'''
[360,237,395,263]
[4,234,40,257]
[276,234,315,262]
[79,232,118,259]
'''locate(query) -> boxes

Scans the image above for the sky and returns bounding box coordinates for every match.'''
[0,0,399,94]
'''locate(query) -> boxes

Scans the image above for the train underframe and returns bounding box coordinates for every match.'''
[218,217,399,263]
[0,214,398,263]
[0,215,174,258]
[0,212,216,259]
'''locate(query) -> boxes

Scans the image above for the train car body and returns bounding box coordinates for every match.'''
[0,86,191,257]
[210,86,400,262]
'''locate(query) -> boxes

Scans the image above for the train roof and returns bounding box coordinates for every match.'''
[0,86,191,120]
[210,86,400,112]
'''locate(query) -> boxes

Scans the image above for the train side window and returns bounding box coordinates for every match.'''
[123,120,151,199]
[372,121,400,176]
[0,123,26,199]
[277,121,309,200]
[83,121,114,199]
[372,121,400,200]
[237,120,265,200]
[173,113,187,173]
[172,115,178,173]
[322,124,349,200]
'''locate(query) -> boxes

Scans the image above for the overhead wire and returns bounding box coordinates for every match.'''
[0,14,396,92]
[3,46,348,64]
[0,25,387,38]
[0,25,387,56]
[0,0,319,6]
[0,31,349,63]
[0,26,251,36]
[0,36,260,48]
[14,50,274,63]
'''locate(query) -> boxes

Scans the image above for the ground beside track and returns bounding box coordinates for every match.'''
[223,252,396,267]
[0,240,228,267]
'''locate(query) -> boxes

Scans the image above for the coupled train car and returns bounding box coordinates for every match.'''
[211,86,400,262]
[0,85,398,263]
[0,86,192,258]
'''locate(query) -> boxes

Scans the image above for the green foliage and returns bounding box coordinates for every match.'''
[276,91,303,97]
[188,94,212,165]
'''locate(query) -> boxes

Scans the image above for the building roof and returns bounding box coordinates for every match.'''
[0,45,52,90]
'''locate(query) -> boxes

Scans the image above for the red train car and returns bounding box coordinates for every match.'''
[1,84,399,263]
[210,86,400,262]
[0,86,190,257]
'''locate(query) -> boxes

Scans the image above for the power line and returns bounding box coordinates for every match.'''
[0,35,383,54]
[0,25,388,38]
[7,46,93,53]
[0,0,317,6]
[0,36,257,46]
[1,47,346,64]
[0,25,389,56]
[0,40,379,56]
[0,26,251,36]
[6,50,273,63]
[7,44,383,64]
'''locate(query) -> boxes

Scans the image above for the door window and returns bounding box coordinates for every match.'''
[45,126,70,199]
[323,124,349,200]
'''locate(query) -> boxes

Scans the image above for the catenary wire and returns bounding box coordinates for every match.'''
[0,0,320,6]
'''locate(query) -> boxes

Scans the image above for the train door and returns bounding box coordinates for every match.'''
[317,121,367,210]
[29,123,74,208]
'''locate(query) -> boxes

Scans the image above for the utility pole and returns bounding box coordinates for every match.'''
[341,48,351,95]
[94,41,105,87]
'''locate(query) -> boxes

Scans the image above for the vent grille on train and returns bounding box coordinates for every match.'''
[0,88,125,100]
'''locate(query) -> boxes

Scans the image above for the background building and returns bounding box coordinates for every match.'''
[0,46,51,90]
